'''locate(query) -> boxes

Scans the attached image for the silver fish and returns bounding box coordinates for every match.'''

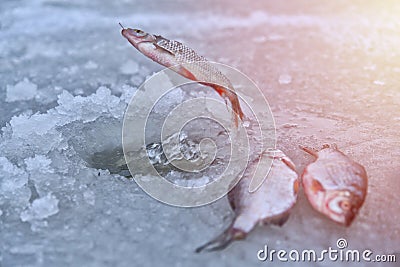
[196,149,299,252]
[120,25,244,127]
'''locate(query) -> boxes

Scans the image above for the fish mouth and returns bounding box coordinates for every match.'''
[322,209,356,226]
[121,29,129,38]
[343,211,356,226]
[121,29,152,48]
[121,29,138,45]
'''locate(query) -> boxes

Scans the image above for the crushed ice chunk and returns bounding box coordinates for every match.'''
[20,193,59,222]
[278,74,292,85]
[73,88,85,95]
[119,84,137,104]
[84,60,98,69]
[25,155,54,174]
[120,60,139,75]
[0,209,2,216]
[0,157,28,192]
[6,78,38,102]
[9,113,60,142]
[0,157,31,207]
[56,87,124,122]
[146,143,166,165]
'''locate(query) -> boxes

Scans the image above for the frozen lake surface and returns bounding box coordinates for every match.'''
[1,0,399,266]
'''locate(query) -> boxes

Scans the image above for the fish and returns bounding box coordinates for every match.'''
[195,149,299,252]
[120,25,245,127]
[300,144,368,226]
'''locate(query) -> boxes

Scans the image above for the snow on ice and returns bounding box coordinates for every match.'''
[20,194,59,223]
[6,78,38,102]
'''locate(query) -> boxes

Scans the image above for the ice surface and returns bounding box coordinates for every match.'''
[83,189,95,206]
[1,0,399,267]
[278,74,292,85]
[373,80,385,86]
[0,156,30,210]
[0,157,28,192]
[20,194,59,222]
[6,78,38,102]
[25,155,53,174]
[120,60,140,75]
[84,61,99,70]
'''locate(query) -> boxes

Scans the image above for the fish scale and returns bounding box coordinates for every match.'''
[155,36,234,90]
[301,145,368,226]
[318,156,366,188]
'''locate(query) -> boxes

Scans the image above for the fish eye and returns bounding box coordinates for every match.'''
[340,200,351,211]
[132,29,146,37]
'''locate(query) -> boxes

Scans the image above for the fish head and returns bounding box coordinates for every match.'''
[323,189,362,226]
[121,28,156,49]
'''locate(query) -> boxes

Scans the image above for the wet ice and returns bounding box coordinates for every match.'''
[1,0,399,266]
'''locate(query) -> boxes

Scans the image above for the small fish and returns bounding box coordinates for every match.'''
[196,149,299,252]
[120,25,245,126]
[300,144,368,226]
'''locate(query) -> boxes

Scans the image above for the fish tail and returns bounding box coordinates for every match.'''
[195,226,245,253]
[299,145,319,158]
[226,90,244,128]
[230,92,244,120]
[212,85,244,127]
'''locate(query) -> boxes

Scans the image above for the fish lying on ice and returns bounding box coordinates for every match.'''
[196,149,299,252]
[300,144,368,226]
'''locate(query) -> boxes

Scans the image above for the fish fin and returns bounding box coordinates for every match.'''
[311,179,325,193]
[152,42,175,56]
[224,88,244,127]
[168,64,197,81]
[201,83,244,127]
[299,146,319,158]
[196,82,244,128]
[153,35,178,55]
[195,226,245,253]
[178,66,197,81]
[281,157,297,172]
